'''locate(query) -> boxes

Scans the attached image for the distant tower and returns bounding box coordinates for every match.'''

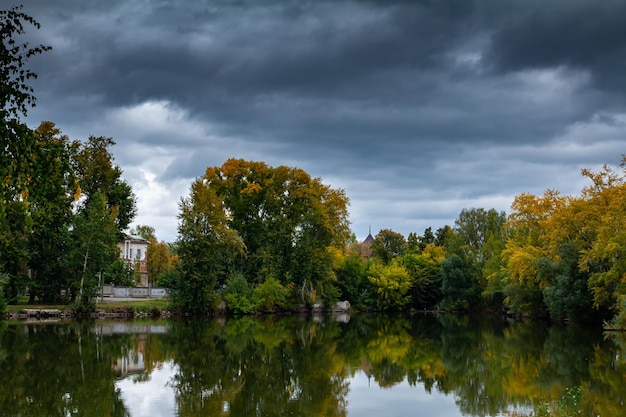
[363,226,374,245]
[358,226,374,259]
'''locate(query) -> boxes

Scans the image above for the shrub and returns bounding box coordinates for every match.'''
[254,277,289,312]
[224,274,258,314]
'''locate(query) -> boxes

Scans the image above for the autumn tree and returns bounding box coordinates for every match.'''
[147,239,172,286]
[367,259,412,311]
[209,159,349,304]
[500,190,567,316]
[174,176,245,312]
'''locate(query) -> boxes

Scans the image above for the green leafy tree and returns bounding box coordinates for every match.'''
[435,224,455,248]
[399,246,444,309]
[439,254,479,311]
[0,6,50,302]
[407,232,420,252]
[370,229,407,264]
[177,159,350,311]
[0,6,51,120]
[66,191,119,309]
[0,273,8,313]
[131,224,156,241]
[540,241,595,323]
[25,122,77,302]
[102,259,134,286]
[72,135,137,236]
[335,251,369,305]
[173,177,245,313]
[419,227,436,251]
[224,273,258,314]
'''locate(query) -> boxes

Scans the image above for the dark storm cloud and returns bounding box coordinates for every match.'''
[16,0,626,241]
[486,0,626,94]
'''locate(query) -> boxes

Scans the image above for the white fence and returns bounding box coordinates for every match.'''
[101,285,169,299]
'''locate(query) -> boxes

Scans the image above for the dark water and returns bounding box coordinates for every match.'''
[0,314,624,417]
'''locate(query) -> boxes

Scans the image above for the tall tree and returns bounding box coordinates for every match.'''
[147,238,172,286]
[26,122,77,302]
[66,192,119,309]
[0,6,50,300]
[72,135,137,236]
[175,159,351,311]
[210,159,350,300]
[174,177,245,312]
[0,6,51,120]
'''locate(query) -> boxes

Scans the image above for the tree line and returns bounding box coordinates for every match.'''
[2,6,625,328]
[163,156,626,329]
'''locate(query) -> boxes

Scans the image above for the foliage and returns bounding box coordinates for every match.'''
[25,122,76,303]
[533,387,583,417]
[335,251,369,305]
[367,260,412,311]
[499,158,626,324]
[102,259,135,287]
[254,276,289,312]
[72,135,136,236]
[224,274,258,314]
[370,229,407,264]
[66,191,119,309]
[540,242,595,323]
[399,247,443,309]
[439,254,479,312]
[130,224,156,241]
[0,273,7,313]
[172,177,245,313]
[0,5,51,120]
[0,6,51,303]
[146,238,172,285]
[174,159,350,312]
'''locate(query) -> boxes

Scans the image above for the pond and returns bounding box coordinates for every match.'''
[0,313,624,417]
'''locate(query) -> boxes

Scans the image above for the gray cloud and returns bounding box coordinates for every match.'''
[19,0,626,242]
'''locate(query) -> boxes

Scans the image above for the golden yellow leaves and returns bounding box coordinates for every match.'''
[240,182,262,194]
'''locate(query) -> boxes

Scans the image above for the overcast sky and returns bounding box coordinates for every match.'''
[16,0,626,242]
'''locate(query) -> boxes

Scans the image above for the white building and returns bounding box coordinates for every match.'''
[118,234,149,285]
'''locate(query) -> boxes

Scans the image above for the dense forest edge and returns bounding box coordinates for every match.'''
[1,6,626,329]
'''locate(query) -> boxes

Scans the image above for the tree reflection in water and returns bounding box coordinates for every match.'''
[0,315,624,417]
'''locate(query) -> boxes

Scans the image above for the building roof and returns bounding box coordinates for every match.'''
[122,234,150,243]
[362,226,374,245]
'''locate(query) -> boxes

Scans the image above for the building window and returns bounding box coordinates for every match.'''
[136,249,141,259]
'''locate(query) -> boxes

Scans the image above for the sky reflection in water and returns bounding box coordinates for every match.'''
[116,364,461,417]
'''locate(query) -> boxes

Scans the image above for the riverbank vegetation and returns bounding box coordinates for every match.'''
[1,6,626,328]
[167,158,625,329]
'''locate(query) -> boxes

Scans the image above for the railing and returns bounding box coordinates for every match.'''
[101,285,169,299]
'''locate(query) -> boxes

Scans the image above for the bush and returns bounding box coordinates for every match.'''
[224,274,258,314]
[254,277,289,312]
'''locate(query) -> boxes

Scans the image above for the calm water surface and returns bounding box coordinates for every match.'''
[0,314,624,417]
